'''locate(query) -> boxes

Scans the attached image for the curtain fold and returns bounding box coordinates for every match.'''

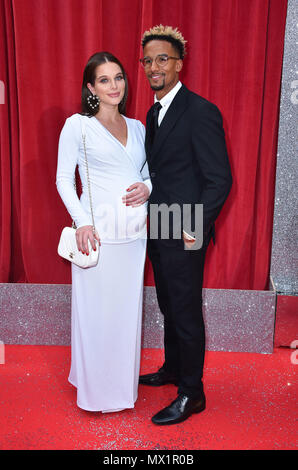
[0,0,287,288]
[0,0,24,281]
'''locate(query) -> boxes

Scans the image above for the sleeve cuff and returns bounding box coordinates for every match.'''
[143,178,152,195]
[183,230,196,241]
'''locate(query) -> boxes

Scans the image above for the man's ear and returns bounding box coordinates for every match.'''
[176,59,183,73]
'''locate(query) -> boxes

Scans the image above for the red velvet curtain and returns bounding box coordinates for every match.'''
[0,0,287,289]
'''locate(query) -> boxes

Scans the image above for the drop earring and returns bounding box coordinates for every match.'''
[87,93,100,110]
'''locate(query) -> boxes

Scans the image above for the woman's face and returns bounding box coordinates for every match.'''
[87,62,125,108]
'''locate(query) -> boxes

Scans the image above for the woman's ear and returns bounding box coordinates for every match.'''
[87,83,95,94]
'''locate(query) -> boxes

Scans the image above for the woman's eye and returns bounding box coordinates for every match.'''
[100,79,108,83]
[116,75,124,81]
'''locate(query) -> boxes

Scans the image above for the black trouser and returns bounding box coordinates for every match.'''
[147,237,209,399]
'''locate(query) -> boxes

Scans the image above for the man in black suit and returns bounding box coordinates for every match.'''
[138,25,232,425]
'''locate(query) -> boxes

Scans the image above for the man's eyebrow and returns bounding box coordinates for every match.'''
[143,54,168,59]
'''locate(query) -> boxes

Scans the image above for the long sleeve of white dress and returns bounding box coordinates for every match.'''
[56,116,92,228]
[56,113,151,242]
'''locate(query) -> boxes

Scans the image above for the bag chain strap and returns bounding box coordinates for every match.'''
[72,130,95,232]
[82,134,96,231]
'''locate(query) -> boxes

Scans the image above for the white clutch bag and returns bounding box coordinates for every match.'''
[58,117,99,269]
[58,226,99,268]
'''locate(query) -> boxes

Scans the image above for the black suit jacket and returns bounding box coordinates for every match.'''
[145,84,232,244]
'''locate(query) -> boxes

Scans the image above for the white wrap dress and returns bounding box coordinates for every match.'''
[56,113,151,412]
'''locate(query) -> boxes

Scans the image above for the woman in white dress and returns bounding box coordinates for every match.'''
[56,52,151,412]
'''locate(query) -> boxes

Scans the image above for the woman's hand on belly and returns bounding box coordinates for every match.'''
[75,225,101,255]
[122,182,150,207]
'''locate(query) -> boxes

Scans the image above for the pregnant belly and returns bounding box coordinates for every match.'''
[81,176,148,241]
[94,195,147,242]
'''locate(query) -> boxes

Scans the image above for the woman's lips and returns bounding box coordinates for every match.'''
[108,92,120,97]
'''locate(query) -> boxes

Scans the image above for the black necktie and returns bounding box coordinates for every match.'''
[151,101,162,141]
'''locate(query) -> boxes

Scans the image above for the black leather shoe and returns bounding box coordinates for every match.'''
[151,393,206,425]
[139,367,179,386]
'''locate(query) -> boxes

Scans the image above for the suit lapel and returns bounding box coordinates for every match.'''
[145,105,154,159]
[147,85,189,163]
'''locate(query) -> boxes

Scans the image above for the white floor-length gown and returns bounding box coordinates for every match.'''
[56,113,151,412]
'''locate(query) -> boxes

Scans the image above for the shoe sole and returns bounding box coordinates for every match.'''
[151,403,206,426]
[139,380,179,386]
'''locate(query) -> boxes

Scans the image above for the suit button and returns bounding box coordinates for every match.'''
[151,172,156,178]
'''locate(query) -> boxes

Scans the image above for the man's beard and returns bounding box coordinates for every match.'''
[150,76,165,91]
[150,83,165,91]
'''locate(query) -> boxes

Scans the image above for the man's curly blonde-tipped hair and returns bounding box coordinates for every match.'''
[142,25,187,58]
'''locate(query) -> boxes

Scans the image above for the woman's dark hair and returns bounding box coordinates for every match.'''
[81,52,128,116]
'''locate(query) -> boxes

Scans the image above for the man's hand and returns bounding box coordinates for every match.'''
[183,231,196,249]
[122,182,150,207]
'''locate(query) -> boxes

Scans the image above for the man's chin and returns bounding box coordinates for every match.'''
[150,84,165,91]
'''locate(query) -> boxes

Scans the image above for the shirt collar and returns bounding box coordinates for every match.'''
[154,81,182,107]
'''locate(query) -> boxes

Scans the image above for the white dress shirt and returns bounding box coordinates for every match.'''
[154,81,182,127]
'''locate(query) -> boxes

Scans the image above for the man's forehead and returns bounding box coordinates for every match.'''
[143,40,175,55]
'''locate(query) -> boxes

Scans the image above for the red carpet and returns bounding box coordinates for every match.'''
[0,345,295,450]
